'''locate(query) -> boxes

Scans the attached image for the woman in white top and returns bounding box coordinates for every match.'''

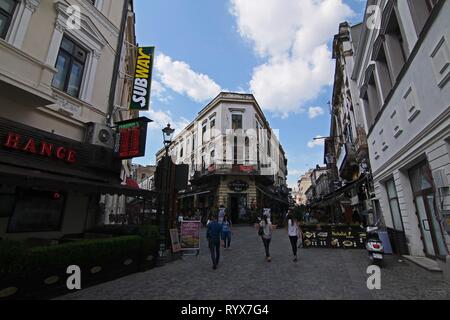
[287,214,300,262]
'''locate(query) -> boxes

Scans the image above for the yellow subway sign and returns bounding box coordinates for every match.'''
[130,47,154,111]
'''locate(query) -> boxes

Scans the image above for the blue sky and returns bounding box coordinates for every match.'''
[133,0,366,189]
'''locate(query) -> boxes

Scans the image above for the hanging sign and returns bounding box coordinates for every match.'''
[113,117,152,159]
[228,180,249,192]
[130,47,155,111]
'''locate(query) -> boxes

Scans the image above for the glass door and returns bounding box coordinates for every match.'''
[409,161,447,258]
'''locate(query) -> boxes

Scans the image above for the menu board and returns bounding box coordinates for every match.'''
[302,226,367,249]
[180,221,201,251]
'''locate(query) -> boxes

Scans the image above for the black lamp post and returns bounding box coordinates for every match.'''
[159,124,175,264]
[162,124,175,155]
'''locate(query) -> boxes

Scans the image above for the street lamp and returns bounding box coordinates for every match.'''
[162,124,175,155]
[158,123,175,265]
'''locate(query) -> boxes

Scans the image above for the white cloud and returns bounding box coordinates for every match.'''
[307,136,325,148]
[308,106,325,119]
[142,109,190,136]
[155,53,222,103]
[230,0,354,115]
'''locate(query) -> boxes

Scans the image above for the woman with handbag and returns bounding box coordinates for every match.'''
[259,214,273,262]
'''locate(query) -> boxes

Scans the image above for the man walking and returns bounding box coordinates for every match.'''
[207,213,223,270]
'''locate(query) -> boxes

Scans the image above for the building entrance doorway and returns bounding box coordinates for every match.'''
[229,194,248,224]
[409,161,447,259]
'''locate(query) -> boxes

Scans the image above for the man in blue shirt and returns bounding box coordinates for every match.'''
[207,213,223,270]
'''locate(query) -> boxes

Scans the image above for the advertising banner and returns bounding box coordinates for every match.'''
[301,225,367,249]
[169,229,182,253]
[113,117,152,159]
[180,221,201,251]
[130,47,155,111]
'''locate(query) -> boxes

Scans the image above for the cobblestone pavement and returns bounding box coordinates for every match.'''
[57,226,450,300]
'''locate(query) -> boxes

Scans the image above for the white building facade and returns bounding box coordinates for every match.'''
[350,0,450,268]
[156,93,289,224]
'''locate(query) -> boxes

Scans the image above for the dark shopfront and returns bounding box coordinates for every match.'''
[0,117,151,240]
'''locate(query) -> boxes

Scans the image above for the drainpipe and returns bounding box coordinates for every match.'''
[107,0,130,126]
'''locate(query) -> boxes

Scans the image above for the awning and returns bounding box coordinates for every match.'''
[178,190,211,199]
[256,186,290,206]
[322,175,368,201]
[0,164,156,198]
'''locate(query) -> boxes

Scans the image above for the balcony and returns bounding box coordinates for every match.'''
[336,142,359,181]
[0,39,56,107]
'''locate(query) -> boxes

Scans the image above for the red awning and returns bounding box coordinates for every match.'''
[126,178,140,189]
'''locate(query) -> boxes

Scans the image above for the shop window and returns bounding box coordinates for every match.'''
[386,179,405,231]
[0,185,15,218]
[8,188,66,233]
[52,36,88,98]
[0,0,17,39]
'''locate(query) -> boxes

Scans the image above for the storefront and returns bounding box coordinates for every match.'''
[176,173,288,224]
[0,117,151,240]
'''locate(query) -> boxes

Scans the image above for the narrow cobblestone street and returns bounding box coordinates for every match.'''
[57,226,450,300]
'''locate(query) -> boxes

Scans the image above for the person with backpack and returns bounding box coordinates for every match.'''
[286,213,300,262]
[259,213,273,262]
[221,215,232,249]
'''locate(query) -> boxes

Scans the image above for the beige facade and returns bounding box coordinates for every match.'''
[0,0,139,239]
[296,170,312,206]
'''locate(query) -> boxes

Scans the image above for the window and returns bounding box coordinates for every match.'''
[202,125,207,144]
[0,0,17,39]
[232,114,242,130]
[210,119,216,139]
[408,0,438,36]
[383,6,408,80]
[386,179,404,231]
[210,150,215,160]
[8,188,66,233]
[180,147,184,158]
[52,36,88,98]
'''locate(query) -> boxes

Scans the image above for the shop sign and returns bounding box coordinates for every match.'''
[113,117,152,159]
[239,165,255,173]
[228,180,249,192]
[130,47,155,111]
[170,229,182,253]
[302,225,367,249]
[2,132,76,163]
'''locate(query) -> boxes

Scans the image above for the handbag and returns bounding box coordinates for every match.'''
[258,224,264,236]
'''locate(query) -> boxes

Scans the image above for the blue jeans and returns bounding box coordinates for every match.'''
[209,239,220,267]
[222,231,231,248]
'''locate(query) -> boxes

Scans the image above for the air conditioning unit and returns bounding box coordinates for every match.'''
[85,122,115,149]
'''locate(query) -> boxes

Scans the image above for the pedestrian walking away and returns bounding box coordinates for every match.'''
[286,213,300,262]
[206,213,223,270]
[221,215,232,249]
[259,213,273,262]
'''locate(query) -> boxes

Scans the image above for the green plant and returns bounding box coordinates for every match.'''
[0,236,142,278]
